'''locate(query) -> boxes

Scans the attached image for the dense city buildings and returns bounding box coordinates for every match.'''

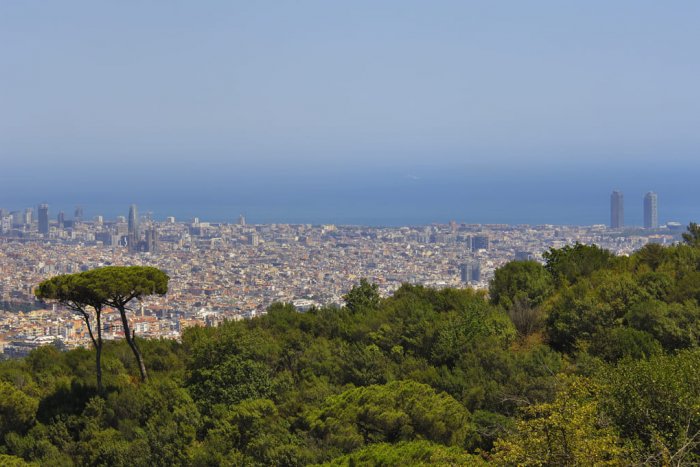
[0,201,683,357]
[644,191,659,229]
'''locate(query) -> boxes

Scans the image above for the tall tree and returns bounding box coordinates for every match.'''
[343,278,381,313]
[543,243,615,286]
[490,260,553,309]
[35,273,107,391]
[682,222,700,247]
[81,266,169,382]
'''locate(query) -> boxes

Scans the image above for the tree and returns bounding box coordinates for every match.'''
[600,349,700,462]
[634,243,667,272]
[492,376,631,465]
[682,222,700,247]
[82,266,169,382]
[343,278,380,313]
[490,260,553,309]
[543,243,616,285]
[35,273,107,392]
[323,440,487,466]
[0,381,39,440]
[307,380,474,455]
[490,261,552,337]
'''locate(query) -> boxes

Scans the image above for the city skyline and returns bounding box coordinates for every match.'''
[0,191,676,230]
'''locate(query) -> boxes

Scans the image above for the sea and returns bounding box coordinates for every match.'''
[2,163,699,227]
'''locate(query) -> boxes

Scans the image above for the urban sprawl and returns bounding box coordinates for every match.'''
[0,194,680,357]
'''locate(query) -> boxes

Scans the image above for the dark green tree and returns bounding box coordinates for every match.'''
[490,260,553,309]
[543,243,616,285]
[35,273,107,392]
[634,243,667,272]
[82,266,169,382]
[682,222,700,247]
[343,278,381,313]
[0,381,38,441]
[307,380,474,456]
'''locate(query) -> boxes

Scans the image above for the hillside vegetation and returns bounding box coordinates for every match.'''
[3,229,700,465]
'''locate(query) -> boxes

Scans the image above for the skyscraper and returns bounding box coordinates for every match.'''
[471,235,490,251]
[38,204,49,234]
[460,260,481,283]
[644,192,658,229]
[74,206,83,222]
[145,228,159,253]
[610,190,624,229]
[23,208,32,226]
[128,204,139,238]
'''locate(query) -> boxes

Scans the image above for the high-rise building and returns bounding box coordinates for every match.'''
[74,206,83,222]
[460,261,481,283]
[57,211,65,229]
[128,204,139,238]
[1,215,11,233]
[10,211,22,227]
[247,232,260,246]
[145,228,159,253]
[472,235,490,251]
[24,208,33,226]
[644,192,658,229]
[610,190,624,229]
[239,214,246,226]
[38,204,49,234]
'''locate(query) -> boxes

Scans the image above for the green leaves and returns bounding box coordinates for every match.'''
[490,260,553,309]
[343,278,381,313]
[307,381,474,456]
[0,381,39,439]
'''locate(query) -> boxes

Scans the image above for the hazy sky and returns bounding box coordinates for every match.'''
[1,1,699,224]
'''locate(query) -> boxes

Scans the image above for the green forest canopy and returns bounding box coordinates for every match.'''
[2,232,700,465]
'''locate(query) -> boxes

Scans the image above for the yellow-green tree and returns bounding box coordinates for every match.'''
[492,376,631,466]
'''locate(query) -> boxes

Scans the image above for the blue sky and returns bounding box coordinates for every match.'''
[1,1,699,224]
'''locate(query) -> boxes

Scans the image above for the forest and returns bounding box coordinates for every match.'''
[2,225,700,465]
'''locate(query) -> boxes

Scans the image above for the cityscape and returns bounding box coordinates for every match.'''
[3,2,699,463]
[0,190,681,357]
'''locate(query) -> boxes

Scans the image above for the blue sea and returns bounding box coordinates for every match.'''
[2,163,699,227]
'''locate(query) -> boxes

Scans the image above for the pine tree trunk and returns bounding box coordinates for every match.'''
[95,342,103,392]
[96,310,103,392]
[118,307,148,382]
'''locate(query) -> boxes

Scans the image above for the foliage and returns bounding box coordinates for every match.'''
[492,376,632,465]
[543,242,616,285]
[599,350,700,464]
[682,222,700,247]
[490,260,553,309]
[307,380,474,457]
[5,235,700,464]
[0,380,39,439]
[319,440,487,466]
[343,278,381,313]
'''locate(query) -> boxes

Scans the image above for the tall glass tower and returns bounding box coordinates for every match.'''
[128,204,139,238]
[610,190,624,229]
[644,192,658,229]
[38,204,49,234]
